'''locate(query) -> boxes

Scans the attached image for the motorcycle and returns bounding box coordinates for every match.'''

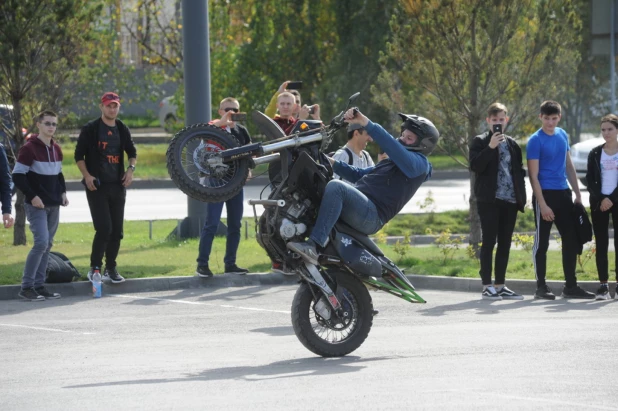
[166,93,426,357]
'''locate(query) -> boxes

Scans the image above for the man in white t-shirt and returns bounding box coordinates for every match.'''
[332,123,374,182]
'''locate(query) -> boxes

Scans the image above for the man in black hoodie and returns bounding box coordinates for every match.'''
[75,92,137,284]
[469,103,526,301]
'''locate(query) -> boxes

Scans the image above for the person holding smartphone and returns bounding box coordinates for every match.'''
[585,114,618,300]
[469,103,526,301]
[195,97,251,278]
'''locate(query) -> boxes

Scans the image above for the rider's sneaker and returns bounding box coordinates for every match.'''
[104,267,126,284]
[224,264,249,275]
[481,285,502,301]
[596,283,610,300]
[287,241,319,265]
[496,286,524,300]
[534,285,556,300]
[561,285,595,299]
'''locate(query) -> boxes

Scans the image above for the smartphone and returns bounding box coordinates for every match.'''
[286,81,303,90]
[231,113,247,122]
[492,124,503,135]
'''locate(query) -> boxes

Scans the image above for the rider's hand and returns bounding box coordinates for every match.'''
[84,174,98,191]
[488,131,505,149]
[344,108,369,127]
[3,213,14,229]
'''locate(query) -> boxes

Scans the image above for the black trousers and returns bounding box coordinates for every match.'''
[86,182,126,268]
[477,199,518,285]
[532,190,578,288]
[591,199,618,283]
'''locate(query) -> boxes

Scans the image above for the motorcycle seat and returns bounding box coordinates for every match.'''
[334,222,384,257]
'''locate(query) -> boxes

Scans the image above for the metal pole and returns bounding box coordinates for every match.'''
[149,220,152,240]
[180,0,211,238]
[609,0,616,114]
[245,220,248,240]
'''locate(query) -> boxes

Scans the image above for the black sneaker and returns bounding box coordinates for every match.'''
[104,267,126,284]
[497,286,524,300]
[18,288,45,302]
[224,264,249,275]
[596,283,610,300]
[562,285,595,299]
[481,285,502,301]
[196,265,213,278]
[534,285,556,300]
[286,241,319,265]
[34,286,61,300]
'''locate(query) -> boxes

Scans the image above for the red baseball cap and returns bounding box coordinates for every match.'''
[101,92,121,106]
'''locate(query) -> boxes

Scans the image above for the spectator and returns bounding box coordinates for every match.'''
[586,114,618,300]
[195,97,251,278]
[75,92,137,284]
[527,100,594,300]
[287,109,439,267]
[0,143,14,228]
[265,81,302,119]
[332,123,374,181]
[13,110,67,301]
[469,103,526,301]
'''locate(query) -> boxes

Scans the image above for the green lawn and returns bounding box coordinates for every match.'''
[0,217,607,286]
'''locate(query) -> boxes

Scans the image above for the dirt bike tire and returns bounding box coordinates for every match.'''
[291,272,373,357]
[166,123,250,203]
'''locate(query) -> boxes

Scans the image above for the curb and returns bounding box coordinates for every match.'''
[0,273,608,301]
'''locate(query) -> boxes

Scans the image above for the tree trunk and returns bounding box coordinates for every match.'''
[469,171,481,257]
[13,189,27,245]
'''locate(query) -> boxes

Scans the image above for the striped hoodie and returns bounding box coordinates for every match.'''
[13,135,66,206]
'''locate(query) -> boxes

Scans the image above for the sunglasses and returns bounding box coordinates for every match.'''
[223,107,239,113]
[103,95,120,102]
[42,121,57,127]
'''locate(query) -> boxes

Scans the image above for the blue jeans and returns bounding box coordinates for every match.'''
[22,204,60,289]
[309,180,383,247]
[196,189,244,266]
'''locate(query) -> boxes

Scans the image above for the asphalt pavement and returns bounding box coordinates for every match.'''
[1,286,617,410]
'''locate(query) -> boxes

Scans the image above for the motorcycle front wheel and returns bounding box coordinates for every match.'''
[166,123,250,203]
[292,271,373,357]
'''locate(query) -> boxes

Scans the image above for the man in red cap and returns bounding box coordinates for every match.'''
[75,92,137,284]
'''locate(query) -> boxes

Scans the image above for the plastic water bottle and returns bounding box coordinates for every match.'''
[92,270,102,298]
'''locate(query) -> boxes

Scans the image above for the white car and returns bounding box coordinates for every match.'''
[158,96,179,132]
[570,136,604,186]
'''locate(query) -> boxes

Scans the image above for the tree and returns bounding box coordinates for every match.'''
[372,0,582,250]
[0,0,103,245]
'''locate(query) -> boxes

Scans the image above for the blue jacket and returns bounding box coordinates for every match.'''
[0,143,12,214]
[333,121,432,223]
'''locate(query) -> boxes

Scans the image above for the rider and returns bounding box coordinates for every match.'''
[287,108,439,264]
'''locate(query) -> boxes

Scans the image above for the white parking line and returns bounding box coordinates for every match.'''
[0,323,95,335]
[108,294,290,314]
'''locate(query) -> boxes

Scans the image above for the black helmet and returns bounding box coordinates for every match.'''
[398,113,440,156]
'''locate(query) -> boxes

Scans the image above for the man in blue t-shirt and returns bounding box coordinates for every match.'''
[527,100,594,300]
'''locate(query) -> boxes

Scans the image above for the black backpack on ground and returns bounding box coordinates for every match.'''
[46,251,82,283]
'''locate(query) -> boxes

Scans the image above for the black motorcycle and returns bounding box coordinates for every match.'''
[166,93,426,357]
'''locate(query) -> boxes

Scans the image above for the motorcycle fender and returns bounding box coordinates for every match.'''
[333,232,382,278]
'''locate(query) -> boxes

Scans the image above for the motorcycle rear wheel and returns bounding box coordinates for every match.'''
[292,271,373,357]
[166,123,250,203]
